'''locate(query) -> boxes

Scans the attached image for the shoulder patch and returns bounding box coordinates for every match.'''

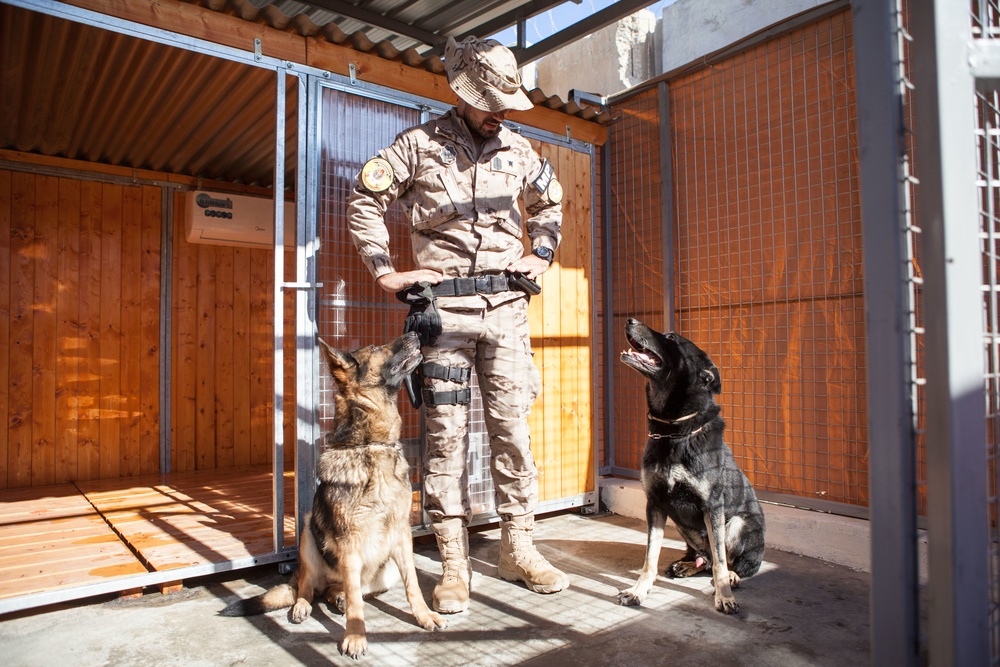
[360,157,394,193]
[531,159,554,194]
[546,179,563,204]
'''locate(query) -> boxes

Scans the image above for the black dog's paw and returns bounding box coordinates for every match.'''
[668,557,709,578]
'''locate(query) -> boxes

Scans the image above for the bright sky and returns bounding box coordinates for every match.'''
[489,0,676,47]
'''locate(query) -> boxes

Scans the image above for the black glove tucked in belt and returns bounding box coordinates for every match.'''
[396,281,442,347]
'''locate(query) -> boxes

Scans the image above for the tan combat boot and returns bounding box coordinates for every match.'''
[498,514,569,593]
[431,518,472,614]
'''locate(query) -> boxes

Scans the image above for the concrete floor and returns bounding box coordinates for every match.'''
[0,512,870,666]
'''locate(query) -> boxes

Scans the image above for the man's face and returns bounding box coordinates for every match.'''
[457,100,509,139]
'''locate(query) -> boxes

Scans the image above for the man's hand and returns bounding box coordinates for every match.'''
[505,254,551,280]
[376,270,444,293]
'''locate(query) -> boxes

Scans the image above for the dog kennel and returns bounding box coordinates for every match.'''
[1,0,995,663]
[0,0,603,615]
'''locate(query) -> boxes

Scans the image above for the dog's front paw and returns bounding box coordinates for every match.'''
[715,590,739,614]
[340,633,368,659]
[617,588,645,606]
[289,600,312,623]
[416,610,447,631]
[728,571,742,589]
[668,559,704,578]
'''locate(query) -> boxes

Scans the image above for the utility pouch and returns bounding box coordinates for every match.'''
[508,271,542,296]
[404,372,422,409]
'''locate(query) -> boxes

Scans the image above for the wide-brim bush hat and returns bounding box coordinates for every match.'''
[444,36,533,112]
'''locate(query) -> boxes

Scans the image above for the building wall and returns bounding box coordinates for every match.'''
[661,0,830,72]
[532,10,658,100]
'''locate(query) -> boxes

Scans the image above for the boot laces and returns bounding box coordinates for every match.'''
[507,526,549,568]
[438,534,466,582]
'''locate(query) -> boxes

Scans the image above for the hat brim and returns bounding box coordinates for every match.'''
[450,69,533,112]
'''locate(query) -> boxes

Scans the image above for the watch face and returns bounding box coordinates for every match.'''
[534,247,552,260]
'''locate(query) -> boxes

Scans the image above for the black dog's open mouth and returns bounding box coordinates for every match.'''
[621,331,663,374]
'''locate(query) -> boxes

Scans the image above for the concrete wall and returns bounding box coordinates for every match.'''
[531,0,833,101]
[661,0,829,72]
[532,10,658,100]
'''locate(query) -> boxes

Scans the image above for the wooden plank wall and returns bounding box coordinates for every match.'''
[528,140,595,503]
[0,169,295,490]
[0,170,161,489]
[171,192,294,473]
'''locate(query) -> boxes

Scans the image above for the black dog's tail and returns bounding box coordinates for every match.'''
[219,583,297,617]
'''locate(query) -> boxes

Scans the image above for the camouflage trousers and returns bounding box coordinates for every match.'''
[420,296,542,524]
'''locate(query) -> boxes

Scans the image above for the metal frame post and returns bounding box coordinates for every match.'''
[272,67,287,553]
[657,81,675,332]
[912,0,991,664]
[852,0,920,663]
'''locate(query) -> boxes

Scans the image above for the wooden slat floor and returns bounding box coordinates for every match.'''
[0,466,296,604]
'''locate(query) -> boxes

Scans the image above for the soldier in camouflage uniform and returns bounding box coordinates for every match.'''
[346,36,569,614]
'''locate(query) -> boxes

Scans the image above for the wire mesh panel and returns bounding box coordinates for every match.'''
[603,88,667,474]
[977,83,1000,667]
[314,86,495,523]
[974,2,1000,660]
[606,10,869,508]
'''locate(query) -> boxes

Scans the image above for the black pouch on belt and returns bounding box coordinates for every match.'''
[508,271,542,296]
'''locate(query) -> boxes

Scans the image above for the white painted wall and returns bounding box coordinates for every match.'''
[661,0,829,72]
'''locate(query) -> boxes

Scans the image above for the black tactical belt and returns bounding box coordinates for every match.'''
[431,274,512,297]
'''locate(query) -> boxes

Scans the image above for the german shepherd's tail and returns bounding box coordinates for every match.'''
[219,582,297,617]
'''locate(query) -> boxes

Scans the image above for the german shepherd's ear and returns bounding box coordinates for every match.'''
[702,366,722,394]
[318,337,357,377]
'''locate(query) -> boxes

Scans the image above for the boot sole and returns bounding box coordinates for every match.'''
[433,599,470,614]
[498,567,569,594]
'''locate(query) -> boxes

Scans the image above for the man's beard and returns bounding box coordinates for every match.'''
[459,106,502,139]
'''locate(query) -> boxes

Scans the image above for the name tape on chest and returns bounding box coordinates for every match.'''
[360,157,394,193]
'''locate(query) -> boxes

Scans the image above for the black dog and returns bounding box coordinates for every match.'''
[616,318,765,614]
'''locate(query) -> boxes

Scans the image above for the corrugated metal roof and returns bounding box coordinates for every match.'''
[0,0,608,189]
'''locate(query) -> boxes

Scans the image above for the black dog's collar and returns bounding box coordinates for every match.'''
[647,411,703,440]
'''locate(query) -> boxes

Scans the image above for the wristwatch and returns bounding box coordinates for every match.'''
[532,246,554,265]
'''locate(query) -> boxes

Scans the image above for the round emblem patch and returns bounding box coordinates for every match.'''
[547,179,563,204]
[360,157,394,193]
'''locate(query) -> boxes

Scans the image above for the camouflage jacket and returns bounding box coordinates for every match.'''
[346,108,562,305]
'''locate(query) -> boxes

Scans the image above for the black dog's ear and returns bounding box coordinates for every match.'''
[702,367,722,394]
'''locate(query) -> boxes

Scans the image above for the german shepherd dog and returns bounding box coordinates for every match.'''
[221,332,446,657]
[616,318,765,614]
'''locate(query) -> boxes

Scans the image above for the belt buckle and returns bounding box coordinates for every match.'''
[474,275,489,293]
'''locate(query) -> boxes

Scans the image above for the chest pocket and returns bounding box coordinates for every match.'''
[483,156,523,238]
[409,148,473,230]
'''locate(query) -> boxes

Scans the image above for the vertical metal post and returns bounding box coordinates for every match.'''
[272,67,287,554]
[600,141,616,475]
[657,81,675,332]
[296,73,320,541]
[589,145,601,508]
[911,1,990,664]
[852,0,918,663]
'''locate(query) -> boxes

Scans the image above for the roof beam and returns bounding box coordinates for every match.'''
[513,0,658,64]
[300,0,446,48]
[422,0,571,56]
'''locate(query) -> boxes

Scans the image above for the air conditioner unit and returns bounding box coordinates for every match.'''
[184,190,295,248]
